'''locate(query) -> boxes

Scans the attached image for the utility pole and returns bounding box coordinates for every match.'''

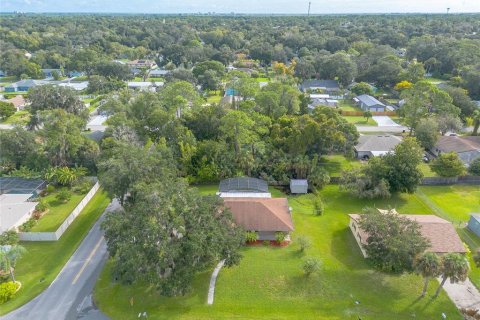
[308,2,311,17]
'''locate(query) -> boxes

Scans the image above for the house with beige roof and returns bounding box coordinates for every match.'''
[348,210,466,258]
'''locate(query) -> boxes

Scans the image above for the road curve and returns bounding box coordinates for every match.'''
[1,200,119,320]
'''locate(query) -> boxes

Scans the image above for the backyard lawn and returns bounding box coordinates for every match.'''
[0,110,30,125]
[338,99,361,112]
[0,190,110,315]
[343,116,377,126]
[318,155,363,177]
[418,162,437,177]
[94,185,461,319]
[29,186,94,232]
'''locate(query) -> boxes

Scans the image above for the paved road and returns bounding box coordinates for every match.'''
[1,200,119,320]
[356,125,408,133]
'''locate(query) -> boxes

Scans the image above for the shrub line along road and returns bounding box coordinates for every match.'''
[0,200,119,320]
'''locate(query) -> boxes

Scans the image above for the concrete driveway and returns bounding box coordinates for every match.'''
[372,116,400,127]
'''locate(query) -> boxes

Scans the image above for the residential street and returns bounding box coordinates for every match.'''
[356,125,408,133]
[0,200,119,320]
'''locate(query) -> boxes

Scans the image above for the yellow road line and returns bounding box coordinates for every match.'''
[72,237,103,285]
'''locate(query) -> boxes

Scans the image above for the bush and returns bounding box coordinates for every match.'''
[262,240,270,246]
[56,189,72,203]
[468,158,480,176]
[72,179,92,194]
[430,152,466,177]
[20,218,36,232]
[245,231,258,243]
[46,185,56,194]
[297,235,311,252]
[313,196,324,215]
[0,281,19,304]
[275,231,287,244]
[302,257,321,277]
[35,199,48,212]
[0,231,19,246]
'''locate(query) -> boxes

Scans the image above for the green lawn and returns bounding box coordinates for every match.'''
[418,162,437,177]
[254,77,270,82]
[318,155,363,177]
[338,100,362,112]
[30,186,94,232]
[0,189,110,315]
[0,110,30,125]
[94,185,461,319]
[343,116,377,126]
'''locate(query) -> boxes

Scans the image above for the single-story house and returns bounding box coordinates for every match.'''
[58,81,89,91]
[126,59,157,69]
[354,135,402,159]
[353,94,386,112]
[6,95,27,111]
[290,179,308,194]
[223,197,294,241]
[431,136,480,167]
[217,177,271,198]
[308,98,338,110]
[5,79,49,92]
[467,214,480,238]
[41,69,63,78]
[68,71,85,77]
[348,211,467,258]
[149,69,169,77]
[300,79,340,94]
[127,81,164,92]
[0,177,47,233]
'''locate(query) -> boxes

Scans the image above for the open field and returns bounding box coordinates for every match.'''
[94,185,461,320]
[343,116,377,126]
[0,190,110,315]
[318,155,363,177]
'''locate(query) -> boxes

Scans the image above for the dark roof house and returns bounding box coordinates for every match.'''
[354,94,386,112]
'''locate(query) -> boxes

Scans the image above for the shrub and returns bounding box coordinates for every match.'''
[56,189,72,203]
[46,185,56,194]
[0,231,19,246]
[302,257,321,277]
[313,196,324,215]
[297,235,311,252]
[468,158,480,176]
[430,152,466,177]
[20,218,36,232]
[35,199,48,212]
[474,250,480,268]
[0,282,19,304]
[275,231,287,244]
[72,179,92,194]
[262,240,270,246]
[245,231,258,243]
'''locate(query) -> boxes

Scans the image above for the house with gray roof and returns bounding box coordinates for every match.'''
[354,94,386,112]
[431,136,480,167]
[5,79,49,92]
[354,135,402,159]
[299,80,340,94]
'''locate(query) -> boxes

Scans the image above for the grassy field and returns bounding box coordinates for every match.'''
[338,100,360,112]
[418,162,437,177]
[0,190,110,315]
[318,155,363,177]
[30,186,94,232]
[0,110,30,125]
[343,116,377,126]
[94,185,461,319]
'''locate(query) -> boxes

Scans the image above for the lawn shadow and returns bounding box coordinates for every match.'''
[329,228,370,271]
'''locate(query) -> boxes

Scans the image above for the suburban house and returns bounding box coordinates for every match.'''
[41,69,63,78]
[58,81,89,91]
[217,177,271,198]
[5,79,49,92]
[468,214,480,238]
[223,198,294,241]
[127,81,164,92]
[0,177,47,233]
[290,179,308,194]
[431,136,480,167]
[354,135,402,159]
[299,80,340,94]
[7,95,27,111]
[348,210,467,258]
[126,59,157,69]
[353,94,386,112]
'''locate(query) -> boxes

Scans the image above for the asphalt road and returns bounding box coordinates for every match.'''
[1,200,119,320]
[356,125,408,133]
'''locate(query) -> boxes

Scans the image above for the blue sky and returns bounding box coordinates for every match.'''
[1,0,479,14]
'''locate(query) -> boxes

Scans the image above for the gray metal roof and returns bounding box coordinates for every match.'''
[290,179,308,186]
[219,177,268,193]
[356,94,385,107]
[355,135,402,152]
[301,80,340,90]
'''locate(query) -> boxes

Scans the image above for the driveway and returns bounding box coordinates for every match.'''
[1,200,120,320]
[441,278,480,311]
[372,116,400,127]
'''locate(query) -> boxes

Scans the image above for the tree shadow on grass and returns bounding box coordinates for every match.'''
[329,227,370,272]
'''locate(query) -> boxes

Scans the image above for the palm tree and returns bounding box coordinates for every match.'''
[0,245,27,282]
[434,253,469,298]
[414,252,442,297]
[472,110,480,136]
